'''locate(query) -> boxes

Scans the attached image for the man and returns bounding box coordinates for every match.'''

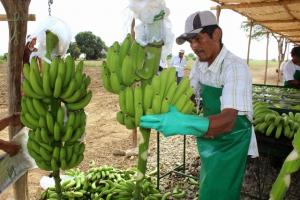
[0,113,21,156]
[23,35,38,65]
[171,49,186,83]
[281,46,300,88]
[141,10,258,200]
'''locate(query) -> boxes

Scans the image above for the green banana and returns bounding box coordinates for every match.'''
[171,77,190,104]
[66,91,92,111]
[49,57,59,88]
[125,87,134,116]
[29,59,45,96]
[110,72,121,94]
[121,55,135,86]
[64,55,75,88]
[53,74,63,98]
[143,85,153,111]
[42,62,52,96]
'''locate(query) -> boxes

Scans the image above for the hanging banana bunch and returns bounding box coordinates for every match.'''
[101,33,195,199]
[22,30,92,173]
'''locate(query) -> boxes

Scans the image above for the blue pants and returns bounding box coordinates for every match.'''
[176,72,182,84]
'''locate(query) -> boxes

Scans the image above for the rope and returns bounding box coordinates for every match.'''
[9,12,21,46]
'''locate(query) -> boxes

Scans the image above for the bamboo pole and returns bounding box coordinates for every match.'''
[264,32,270,85]
[216,6,221,23]
[246,21,253,65]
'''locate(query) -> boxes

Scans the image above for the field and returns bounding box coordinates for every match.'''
[0,58,281,199]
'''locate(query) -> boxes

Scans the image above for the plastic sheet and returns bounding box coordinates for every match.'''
[128,0,174,61]
[29,16,72,64]
[0,128,37,194]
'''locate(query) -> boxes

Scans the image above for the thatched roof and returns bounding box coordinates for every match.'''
[212,0,300,43]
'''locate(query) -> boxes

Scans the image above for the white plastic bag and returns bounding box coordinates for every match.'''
[0,127,37,194]
[128,0,174,61]
[29,16,72,64]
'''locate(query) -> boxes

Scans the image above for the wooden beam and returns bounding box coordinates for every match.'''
[211,0,300,9]
[0,14,35,21]
[274,28,300,32]
[257,19,300,23]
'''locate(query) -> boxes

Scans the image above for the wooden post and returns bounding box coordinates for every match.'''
[216,5,221,23]
[246,21,253,65]
[264,32,270,85]
[0,0,31,199]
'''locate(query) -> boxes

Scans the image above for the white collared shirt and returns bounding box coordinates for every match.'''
[171,56,186,77]
[282,60,300,82]
[189,46,258,157]
[190,46,253,119]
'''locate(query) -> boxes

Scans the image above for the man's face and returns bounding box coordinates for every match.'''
[292,55,300,66]
[187,32,218,62]
[179,52,184,58]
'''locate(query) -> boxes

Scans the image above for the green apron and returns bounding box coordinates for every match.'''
[197,84,252,200]
[284,69,300,87]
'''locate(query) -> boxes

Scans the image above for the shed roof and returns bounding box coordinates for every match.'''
[212,0,300,43]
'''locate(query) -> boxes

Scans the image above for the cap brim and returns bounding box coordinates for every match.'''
[176,31,201,45]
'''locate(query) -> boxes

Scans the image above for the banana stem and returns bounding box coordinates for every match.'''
[134,128,151,199]
[53,170,62,200]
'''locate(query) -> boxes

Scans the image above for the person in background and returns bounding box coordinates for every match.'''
[281,46,300,88]
[171,49,186,83]
[23,35,38,65]
[141,10,258,200]
[0,113,21,156]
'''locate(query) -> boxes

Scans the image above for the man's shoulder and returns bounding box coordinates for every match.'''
[223,51,248,68]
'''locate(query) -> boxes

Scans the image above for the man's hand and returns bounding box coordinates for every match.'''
[140,106,209,137]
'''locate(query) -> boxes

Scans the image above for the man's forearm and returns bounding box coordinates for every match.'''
[0,116,12,131]
[206,108,238,137]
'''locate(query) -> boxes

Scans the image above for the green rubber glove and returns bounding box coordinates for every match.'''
[140,106,210,137]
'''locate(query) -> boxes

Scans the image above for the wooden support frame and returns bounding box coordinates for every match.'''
[0,14,35,21]
[0,0,32,199]
[211,0,300,9]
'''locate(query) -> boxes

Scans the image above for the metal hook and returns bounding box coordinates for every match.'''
[48,0,53,16]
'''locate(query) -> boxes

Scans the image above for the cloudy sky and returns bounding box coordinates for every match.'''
[0,0,285,60]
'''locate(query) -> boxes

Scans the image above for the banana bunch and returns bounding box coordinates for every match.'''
[21,31,92,173]
[102,33,162,94]
[22,56,92,111]
[269,131,300,200]
[25,105,86,171]
[117,67,195,130]
[41,165,186,200]
[253,102,300,139]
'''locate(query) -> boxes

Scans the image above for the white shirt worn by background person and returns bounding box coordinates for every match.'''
[171,56,186,77]
[281,60,300,82]
[160,59,168,69]
[189,46,259,157]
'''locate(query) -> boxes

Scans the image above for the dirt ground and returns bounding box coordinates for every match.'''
[0,61,280,200]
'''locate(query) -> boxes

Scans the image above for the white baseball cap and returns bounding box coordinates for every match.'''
[179,49,185,53]
[176,11,218,45]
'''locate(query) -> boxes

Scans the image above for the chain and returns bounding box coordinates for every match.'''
[48,0,53,16]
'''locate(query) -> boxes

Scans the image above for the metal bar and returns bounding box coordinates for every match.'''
[183,135,186,173]
[156,131,160,189]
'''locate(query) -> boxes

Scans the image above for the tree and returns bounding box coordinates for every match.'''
[75,31,107,60]
[187,53,196,61]
[67,42,81,59]
[241,22,289,83]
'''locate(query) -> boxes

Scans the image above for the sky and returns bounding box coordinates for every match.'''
[0,0,285,60]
